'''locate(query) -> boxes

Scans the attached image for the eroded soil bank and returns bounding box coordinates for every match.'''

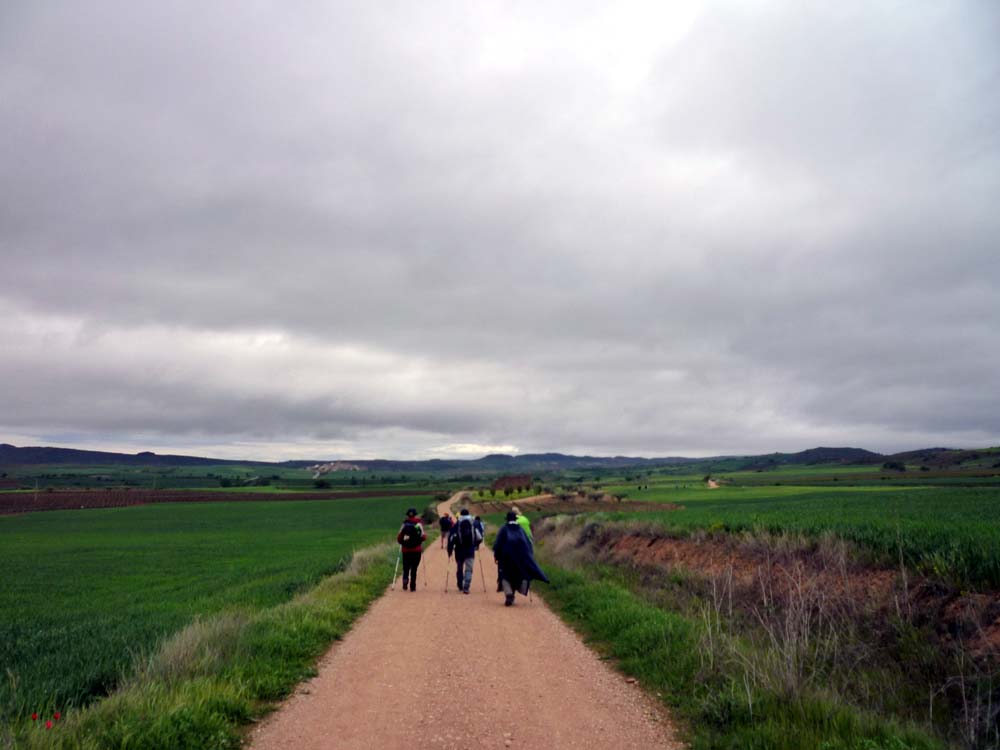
[536,516,1000,747]
[541,518,1000,658]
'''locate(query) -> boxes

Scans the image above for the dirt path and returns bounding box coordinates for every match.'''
[248,493,681,750]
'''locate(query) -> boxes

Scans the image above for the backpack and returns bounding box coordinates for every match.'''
[399,520,421,548]
[457,517,481,548]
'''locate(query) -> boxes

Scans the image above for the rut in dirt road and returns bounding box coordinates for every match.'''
[249,493,681,750]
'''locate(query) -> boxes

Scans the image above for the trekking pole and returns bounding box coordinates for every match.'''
[390,548,401,590]
[478,555,487,593]
[444,562,450,592]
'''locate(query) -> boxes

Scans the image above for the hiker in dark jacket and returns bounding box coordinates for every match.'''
[447,508,483,594]
[438,513,454,549]
[493,511,548,606]
[396,508,426,592]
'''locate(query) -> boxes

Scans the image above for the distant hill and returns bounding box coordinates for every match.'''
[0,444,264,468]
[886,447,1000,468]
[739,447,884,470]
[0,444,739,473]
[276,452,700,474]
[5,442,990,475]
[0,444,698,472]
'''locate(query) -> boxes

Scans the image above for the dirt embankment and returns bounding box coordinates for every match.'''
[0,489,429,515]
[537,519,1000,661]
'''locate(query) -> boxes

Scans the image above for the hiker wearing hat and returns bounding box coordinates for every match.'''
[493,511,548,606]
[438,512,454,549]
[511,505,533,542]
[396,508,426,592]
[446,508,483,594]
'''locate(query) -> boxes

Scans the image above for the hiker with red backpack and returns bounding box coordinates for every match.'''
[396,508,426,592]
[446,508,483,594]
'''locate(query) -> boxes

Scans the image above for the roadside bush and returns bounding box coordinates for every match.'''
[538,560,943,750]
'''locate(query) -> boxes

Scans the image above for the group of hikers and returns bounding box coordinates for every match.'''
[395,504,548,606]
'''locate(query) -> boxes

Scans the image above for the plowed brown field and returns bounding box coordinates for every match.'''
[0,489,428,515]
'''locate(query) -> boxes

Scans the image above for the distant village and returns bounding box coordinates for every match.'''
[307,462,363,479]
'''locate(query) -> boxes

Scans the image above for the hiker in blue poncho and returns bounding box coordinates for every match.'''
[493,511,549,606]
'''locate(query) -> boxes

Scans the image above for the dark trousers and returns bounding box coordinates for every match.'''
[401,551,421,590]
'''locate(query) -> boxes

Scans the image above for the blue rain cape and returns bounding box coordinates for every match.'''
[493,521,549,588]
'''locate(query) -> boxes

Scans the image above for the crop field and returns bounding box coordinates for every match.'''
[0,463,450,492]
[596,481,1000,587]
[0,495,429,721]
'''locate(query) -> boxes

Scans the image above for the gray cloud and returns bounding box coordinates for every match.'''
[2,0,998,460]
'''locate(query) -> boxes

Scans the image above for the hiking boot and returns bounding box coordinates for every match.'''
[463,589,470,595]
[496,584,503,592]
[504,594,514,606]
[401,580,408,590]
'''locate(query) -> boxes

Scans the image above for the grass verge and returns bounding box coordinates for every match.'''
[537,559,946,750]
[3,544,395,750]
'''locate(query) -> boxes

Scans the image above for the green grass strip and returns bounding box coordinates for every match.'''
[537,562,945,750]
[4,545,395,750]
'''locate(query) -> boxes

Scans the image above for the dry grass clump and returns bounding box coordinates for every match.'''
[131,612,252,687]
[345,543,394,578]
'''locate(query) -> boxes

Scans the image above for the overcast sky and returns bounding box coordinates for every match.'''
[2,1,998,461]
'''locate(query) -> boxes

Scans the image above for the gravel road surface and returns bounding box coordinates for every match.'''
[249,494,681,750]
